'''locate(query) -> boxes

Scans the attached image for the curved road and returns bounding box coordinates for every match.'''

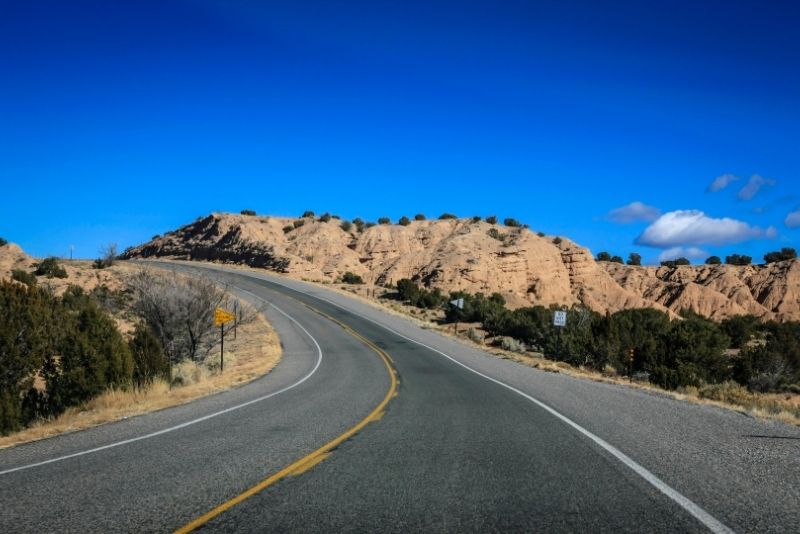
[1,262,798,532]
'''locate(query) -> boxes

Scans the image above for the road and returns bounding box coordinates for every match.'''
[1,262,798,533]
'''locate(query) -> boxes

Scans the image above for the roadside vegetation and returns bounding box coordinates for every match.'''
[388,278,800,422]
[0,265,277,440]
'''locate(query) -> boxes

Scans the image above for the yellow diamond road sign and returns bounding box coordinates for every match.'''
[214,308,235,326]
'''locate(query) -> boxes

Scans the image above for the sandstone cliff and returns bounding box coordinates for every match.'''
[121,213,800,321]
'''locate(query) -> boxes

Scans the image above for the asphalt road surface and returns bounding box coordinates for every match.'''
[1,262,798,533]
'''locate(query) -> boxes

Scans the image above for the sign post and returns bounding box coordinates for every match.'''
[449,298,465,333]
[214,307,236,372]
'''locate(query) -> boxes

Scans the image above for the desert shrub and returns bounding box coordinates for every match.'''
[129,324,169,386]
[398,216,411,226]
[726,254,752,266]
[152,234,161,240]
[240,209,256,216]
[396,279,445,309]
[301,210,315,218]
[471,216,482,223]
[414,214,426,221]
[0,237,8,246]
[293,219,305,229]
[93,243,118,270]
[466,328,483,343]
[627,253,642,266]
[485,215,498,224]
[537,231,545,237]
[661,257,690,267]
[610,255,624,264]
[499,337,527,353]
[318,212,332,222]
[487,228,507,242]
[340,220,353,232]
[552,237,562,245]
[341,272,364,284]
[734,322,800,392]
[720,315,760,349]
[378,217,391,225]
[11,269,37,286]
[33,257,67,278]
[43,287,134,416]
[129,268,227,362]
[332,214,341,219]
[764,247,797,264]
[365,222,376,229]
[282,225,293,234]
[439,213,457,220]
[503,218,521,227]
[596,251,612,262]
[705,256,721,265]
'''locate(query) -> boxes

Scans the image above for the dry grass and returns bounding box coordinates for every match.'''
[0,305,281,450]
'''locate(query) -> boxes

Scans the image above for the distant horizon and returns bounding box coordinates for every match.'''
[2,1,798,264]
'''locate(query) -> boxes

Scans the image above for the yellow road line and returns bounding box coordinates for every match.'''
[175,303,397,533]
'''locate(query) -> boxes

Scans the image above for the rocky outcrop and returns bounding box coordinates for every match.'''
[121,212,800,321]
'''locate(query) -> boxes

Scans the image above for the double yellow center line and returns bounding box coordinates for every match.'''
[175,304,398,533]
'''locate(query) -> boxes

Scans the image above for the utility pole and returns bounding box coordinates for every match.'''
[69,245,74,260]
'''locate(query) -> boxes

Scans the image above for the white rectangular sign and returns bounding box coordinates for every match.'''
[553,310,567,327]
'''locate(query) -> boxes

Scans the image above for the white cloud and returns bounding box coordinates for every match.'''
[706,173,739,193]
[636,210,777,247]
[607,201,661,224]
[786,208,800,229]
[738,174,775,201]
[657,246,708,262]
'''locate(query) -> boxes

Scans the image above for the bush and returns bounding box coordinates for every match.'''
[726,254,752,266]
[301,210,315,218]
[661,257,690,267]
[11,269,37,286]
[503,218,521,227]
[0,237,7,246]
[552,237,562,245]
[485,215,498,224]
[414,214,426,221]
[720,315,760,349]
[764,247,797,264]
[282,225,293,234]
[610,255,624,264]
[318,213,332,223]
[378,217,391,225]
[129,324,168,386]
[705,256,722,265]
[240,209,256,216]
[365,222,376,229]
[499,337,527,353]
[487,228,507,242]
[471,216,482,223]
[439,213,457,220]
[596,251,612,262]
[33,257,67,278]
[341,272,364,284]
[398,216,411,226]
[396,279,446,309]
[340,220,353,232]
[152,234,161,240]
[293,219,305,229]
[627,253,642,266]
[537,231,545,237]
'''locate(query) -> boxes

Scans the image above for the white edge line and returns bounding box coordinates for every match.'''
[231,268,734,534]
[0,288,323,477]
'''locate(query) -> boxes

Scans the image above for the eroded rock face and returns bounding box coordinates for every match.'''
[121,213,800,321]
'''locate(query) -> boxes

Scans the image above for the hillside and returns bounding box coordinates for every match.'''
[121,213,800,321]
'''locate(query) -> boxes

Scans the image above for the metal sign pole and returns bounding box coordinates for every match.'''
[220,324,224,373]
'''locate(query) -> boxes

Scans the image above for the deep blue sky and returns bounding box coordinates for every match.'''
[1,0,798,263]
